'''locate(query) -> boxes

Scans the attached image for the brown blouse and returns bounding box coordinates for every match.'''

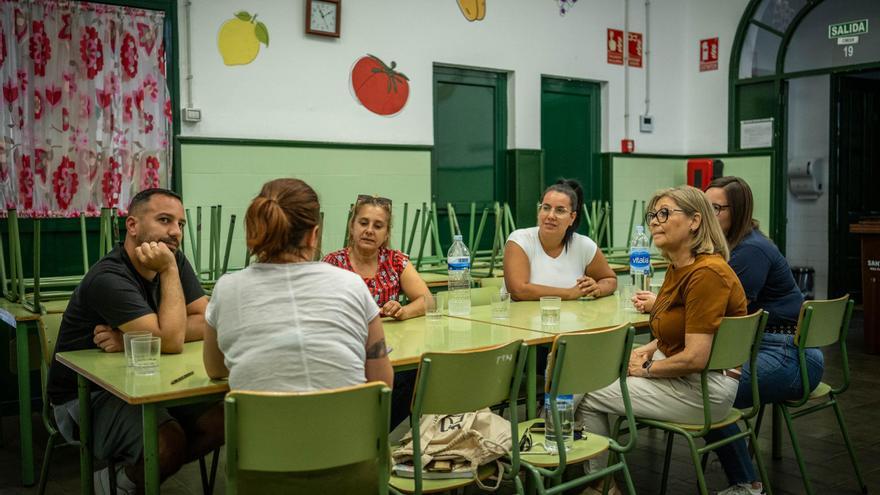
[650,253,748,357]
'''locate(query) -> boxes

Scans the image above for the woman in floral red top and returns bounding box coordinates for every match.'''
[323,195,430,321]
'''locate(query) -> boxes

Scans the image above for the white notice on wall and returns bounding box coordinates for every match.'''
[740,118,773,149]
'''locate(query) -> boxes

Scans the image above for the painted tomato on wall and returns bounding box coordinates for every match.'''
[350,54,409,116]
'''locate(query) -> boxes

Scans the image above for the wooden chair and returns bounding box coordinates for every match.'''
[225,383,392,495]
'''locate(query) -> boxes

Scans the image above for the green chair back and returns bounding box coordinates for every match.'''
[38,314,64,368]
[414,340,525,415]
[225,382,391,494]
[435,286,499,307]
[548,324,631,396]
[707,311,766,371]
[796,295,850,348]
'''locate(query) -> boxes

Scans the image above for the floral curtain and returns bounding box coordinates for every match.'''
[0,0,171,218]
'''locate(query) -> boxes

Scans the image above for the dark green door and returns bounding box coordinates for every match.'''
[829,72,880,299]
[433,66,507,252]
[540,78,601,205]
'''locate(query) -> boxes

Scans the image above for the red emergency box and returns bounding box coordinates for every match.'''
[687,158,723,190]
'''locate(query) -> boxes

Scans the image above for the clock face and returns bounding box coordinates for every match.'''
[310,1,338,34]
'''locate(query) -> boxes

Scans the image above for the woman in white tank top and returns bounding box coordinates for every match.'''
[503,179,617,301]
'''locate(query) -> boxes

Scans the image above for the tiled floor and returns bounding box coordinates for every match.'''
[1,311,878,494]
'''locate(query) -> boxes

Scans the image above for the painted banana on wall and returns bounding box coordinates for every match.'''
[457,0,486,21]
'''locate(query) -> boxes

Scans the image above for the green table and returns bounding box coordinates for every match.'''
[450,295,650,335]
[0,300,42,486]
[57,317,551,495]
[56,342,228,495]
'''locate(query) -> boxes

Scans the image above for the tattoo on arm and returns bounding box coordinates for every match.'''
[366,338,388,359]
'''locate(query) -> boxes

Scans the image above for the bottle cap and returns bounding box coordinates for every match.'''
[636,225,644,233]
[453,234,463,241]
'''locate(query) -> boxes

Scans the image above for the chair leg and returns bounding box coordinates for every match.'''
[831,400,868,494]
[659,431,674,495]
[108,459,118,494]
[37,432,58,495]
[779,405,814,495]
[748,425,774,495]
[772,404,783,460]
[619,453,636,495]
[683,435,709,495]
[208,449,220,495]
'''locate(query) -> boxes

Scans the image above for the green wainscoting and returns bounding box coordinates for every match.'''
[179,138,432,269]
[606,153,773,248]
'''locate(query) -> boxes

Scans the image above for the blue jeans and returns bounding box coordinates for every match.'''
[704,333,824,484]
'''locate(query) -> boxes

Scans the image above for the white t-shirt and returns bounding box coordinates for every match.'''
[507,227,599,289]
[205,262,379,392]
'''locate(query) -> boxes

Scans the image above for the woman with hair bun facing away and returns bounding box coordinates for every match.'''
[202,178,393,392]
[504,179,617,301]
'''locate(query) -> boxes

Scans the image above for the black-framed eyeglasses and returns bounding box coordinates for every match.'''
[711,203,730,216]
[537,203,572,217]
[356,194,392,207]
[645,208,686,224]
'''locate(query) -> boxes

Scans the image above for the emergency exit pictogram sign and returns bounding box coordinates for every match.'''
[700,37,719,72]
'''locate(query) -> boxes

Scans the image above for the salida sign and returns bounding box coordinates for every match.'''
[700,37,719,72]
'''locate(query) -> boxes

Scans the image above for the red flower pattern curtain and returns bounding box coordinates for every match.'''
[0,0,171,217]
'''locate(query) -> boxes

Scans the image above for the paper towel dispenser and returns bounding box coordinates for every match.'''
[789,158,823,200]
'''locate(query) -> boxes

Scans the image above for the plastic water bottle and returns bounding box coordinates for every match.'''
[629,225,651,291]
[544,394,574,453]
[447,235,471,316]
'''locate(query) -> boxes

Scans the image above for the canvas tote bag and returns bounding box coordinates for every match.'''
[392,408,512,490]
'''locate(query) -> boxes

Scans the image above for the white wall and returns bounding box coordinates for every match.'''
[683,0,750,154]
[786,75,830,298]
[177,0,746,154]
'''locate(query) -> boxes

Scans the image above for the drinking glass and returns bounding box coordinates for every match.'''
[491,292,510,319]
[131,336,161,376]
[425,292,445,322]
[123,331,153,367]
[540,296,562,326]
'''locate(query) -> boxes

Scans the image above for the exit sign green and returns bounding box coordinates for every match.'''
[828,19,869,38]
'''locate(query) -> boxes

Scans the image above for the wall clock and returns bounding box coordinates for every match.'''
[306,0,340,38]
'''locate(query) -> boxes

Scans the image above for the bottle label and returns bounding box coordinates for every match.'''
[630,250,650,273]
[448,257,470,270]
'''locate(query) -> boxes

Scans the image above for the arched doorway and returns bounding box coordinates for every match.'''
[729,0,880,300]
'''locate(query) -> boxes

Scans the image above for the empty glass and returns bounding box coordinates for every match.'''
[491,292,510,319]
[123,331,153,367]
[131,336,161,375]
[540,296,562,326]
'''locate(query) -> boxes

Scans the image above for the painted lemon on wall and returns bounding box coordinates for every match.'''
[217,11,269,66]
[457,0,486,21]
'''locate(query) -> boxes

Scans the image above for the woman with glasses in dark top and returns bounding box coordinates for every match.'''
[324,194,430,320]
[705,177,815,495]
[504,179,617,301]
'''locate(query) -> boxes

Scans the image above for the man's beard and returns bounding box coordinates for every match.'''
[135,233,179,251]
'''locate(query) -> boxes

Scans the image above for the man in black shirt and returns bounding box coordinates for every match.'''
[47,188,223,493]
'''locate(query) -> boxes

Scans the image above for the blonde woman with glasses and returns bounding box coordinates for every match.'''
[573,185,747,495]
[504,179,616,301]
